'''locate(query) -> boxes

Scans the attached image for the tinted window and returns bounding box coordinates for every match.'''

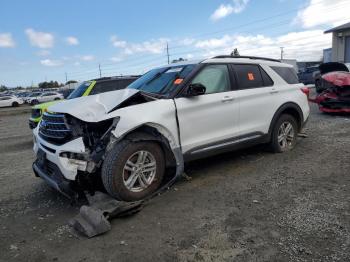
[261,67,274,86]
[271,66,299,84]
[0,97,11,100]
[191,64,230,94]
[234,64,265,89]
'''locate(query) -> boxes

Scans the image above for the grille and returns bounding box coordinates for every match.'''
[39,113,71,144]
[31,108,41,119]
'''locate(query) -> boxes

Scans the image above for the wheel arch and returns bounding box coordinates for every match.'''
[113,123,180,169]
[268,102,304,138]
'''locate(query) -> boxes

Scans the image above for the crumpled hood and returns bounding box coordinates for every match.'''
[47,88,139,122]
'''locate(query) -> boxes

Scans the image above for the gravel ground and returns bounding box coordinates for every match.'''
[0,101,349,262]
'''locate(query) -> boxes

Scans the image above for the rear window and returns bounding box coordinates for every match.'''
[233,64,273,89]
[271,66,299,84]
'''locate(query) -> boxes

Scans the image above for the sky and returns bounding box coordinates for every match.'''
[0,0,349,87]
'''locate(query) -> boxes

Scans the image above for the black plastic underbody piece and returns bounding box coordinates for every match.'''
[70,192,144,237]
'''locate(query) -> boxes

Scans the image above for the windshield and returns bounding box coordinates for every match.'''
[67,81,91,99]
[128,64,196,95]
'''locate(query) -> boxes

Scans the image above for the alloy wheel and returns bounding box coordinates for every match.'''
[122,150,157,193]
[277,121,295,150]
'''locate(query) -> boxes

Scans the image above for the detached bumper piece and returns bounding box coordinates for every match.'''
[70,192,143,238]
[32,159,77,199]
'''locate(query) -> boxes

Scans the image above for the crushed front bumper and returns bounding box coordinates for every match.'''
[33,127,88,181]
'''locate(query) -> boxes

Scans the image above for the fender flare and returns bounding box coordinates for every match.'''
[268,102,304,138]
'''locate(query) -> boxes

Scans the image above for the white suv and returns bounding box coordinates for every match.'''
[27,91,63,105]
[32,56,310,201]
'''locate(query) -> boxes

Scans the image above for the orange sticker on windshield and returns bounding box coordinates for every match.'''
[248,73,255,81]
[174,78,184,85]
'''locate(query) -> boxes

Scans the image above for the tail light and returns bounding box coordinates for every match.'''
[300,86,310,98]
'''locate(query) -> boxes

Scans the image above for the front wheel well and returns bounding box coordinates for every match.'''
[121,125,177,168]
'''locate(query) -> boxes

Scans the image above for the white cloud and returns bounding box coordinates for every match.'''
[110,56,124,62]
[40,59,62,67]
[80,55,95,61]
[210,0,249,21]
[295,0,350,28]
[25,28,54,48]
[36,50,51,56]
[0,33,15,48]
[110,35,127,48]
[111,36,169,55]
[65,36,79,45]
[193,30,331,61]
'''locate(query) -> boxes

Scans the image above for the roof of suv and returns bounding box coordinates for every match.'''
[156,56,292,69]
[91,75,141,82]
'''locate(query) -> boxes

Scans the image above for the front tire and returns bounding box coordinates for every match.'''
[269,114,298,153]
[101,140,165,201]
[12,102,19,107]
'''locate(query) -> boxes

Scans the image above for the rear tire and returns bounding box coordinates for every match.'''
[101,140,165,201]
[12,102,19,107]
[54,98,60,100]
[269,114,298,153]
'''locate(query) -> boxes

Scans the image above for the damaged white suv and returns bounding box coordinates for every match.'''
[32,56,310,201]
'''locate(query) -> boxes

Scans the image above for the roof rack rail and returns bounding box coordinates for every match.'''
[91,75,141,81]
[212,55,281,63]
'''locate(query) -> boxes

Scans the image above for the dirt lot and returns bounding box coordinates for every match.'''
[1,101,350,262]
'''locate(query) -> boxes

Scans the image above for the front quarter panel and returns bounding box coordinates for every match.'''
[109,99,180,148]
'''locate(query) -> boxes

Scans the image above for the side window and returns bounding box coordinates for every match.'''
[270,66,299,84]
[90,81,118,95]
[260,67,274,86]
[234,64,266,89]
[190,64,231,94]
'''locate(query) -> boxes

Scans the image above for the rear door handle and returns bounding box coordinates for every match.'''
[270,89,279,94]
[222,96,234,102]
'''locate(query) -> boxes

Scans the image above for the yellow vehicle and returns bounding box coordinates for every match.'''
[29,76,139,129]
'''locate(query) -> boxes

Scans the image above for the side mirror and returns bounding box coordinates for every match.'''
[187,83,206,96]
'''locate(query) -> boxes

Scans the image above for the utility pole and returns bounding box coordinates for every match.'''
[166,42,170,64]
[65,72,68,83]
[280,47,284,60]
[99,64,102,78]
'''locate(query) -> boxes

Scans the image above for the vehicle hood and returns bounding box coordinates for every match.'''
[33,100,63,110]
[319,62,350,75]
[47,88,140,122]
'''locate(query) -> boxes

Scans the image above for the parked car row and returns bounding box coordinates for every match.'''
[28,75,140,128]
[0,90,63,108]
[31,55,310,203]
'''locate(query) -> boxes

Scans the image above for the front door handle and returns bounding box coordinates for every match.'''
[222,96,234,102]
[270,89,279,94]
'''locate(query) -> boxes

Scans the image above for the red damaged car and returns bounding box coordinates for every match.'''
[310,62,350,113]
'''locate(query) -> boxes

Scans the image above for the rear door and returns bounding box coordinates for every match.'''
[232,64,277,136]
[175,64,240,155]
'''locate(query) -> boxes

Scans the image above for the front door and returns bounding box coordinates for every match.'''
[175,64,239,155]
